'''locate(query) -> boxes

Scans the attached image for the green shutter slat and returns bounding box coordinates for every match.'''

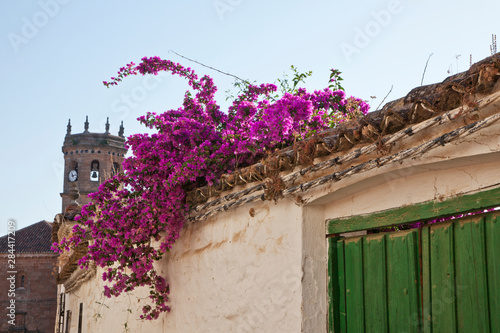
[344,237,365,332]
[407,229,422,333]
[486,212,500,332]
[329,238,347,333]
[454,216,490,332]
[421,226,432,333]
[328,238,334,333]
[430,222,457,332]
[363,234,388,333]
[387,229,421,333]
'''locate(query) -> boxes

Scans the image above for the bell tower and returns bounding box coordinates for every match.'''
[60,116,128,212]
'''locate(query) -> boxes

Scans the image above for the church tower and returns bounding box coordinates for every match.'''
[60,116,128,212]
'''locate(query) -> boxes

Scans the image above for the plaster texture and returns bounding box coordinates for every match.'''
[58,100,500,332]
[61,201,306,332]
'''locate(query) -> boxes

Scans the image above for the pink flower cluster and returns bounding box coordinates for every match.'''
[54,56,369,320]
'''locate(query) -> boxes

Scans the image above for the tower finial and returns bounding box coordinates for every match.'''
[84,116,89,133]
[66,119,72,136]
[118,121,124,137]
[105,117,110,134]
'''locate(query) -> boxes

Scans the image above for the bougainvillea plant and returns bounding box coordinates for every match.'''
[53,56,369,320]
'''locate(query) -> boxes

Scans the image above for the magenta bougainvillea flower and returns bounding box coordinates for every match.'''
[53,56,369,320]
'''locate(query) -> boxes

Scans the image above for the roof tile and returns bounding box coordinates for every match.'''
[0,221,56,254]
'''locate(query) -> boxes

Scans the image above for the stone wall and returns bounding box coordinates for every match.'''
[0,253,58,333]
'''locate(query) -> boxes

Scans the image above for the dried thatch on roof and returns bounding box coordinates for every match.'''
[186,54,500,220]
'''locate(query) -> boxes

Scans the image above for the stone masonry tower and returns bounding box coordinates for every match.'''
[60,116,128,212]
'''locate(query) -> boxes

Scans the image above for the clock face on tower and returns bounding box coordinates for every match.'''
[68,170,78,182]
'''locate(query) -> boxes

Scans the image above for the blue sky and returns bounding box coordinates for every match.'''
[0,0,498,235]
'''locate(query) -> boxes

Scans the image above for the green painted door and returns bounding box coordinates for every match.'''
[329,210,500,333]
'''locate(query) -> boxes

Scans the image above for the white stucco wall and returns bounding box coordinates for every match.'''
[61,200,308,333]
[59,99,500,333]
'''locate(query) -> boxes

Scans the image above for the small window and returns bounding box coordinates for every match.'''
[65,310,72,333]
[14,312,26,329]
[112,162,120,176]
[78,303,83,333]
[16,273,26,289]
[90,160,99,182]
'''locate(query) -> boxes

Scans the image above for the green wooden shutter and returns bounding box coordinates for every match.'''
[330,229,421,332]
[423,212,500,333]
[329,210,500,333]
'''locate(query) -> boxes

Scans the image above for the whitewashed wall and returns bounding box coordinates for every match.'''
[62,200,310,332]
[60,100,500,333]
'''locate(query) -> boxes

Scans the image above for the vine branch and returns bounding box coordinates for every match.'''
[376,85,393,111]
[421,53,433,86]
[168,50,249,84]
